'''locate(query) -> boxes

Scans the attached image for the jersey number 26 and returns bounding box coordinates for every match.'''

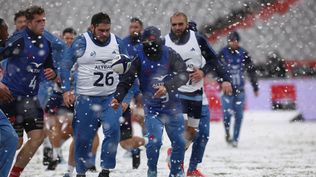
[93,71,114,87]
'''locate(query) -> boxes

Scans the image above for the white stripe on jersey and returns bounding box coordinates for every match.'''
[76,32,120,96]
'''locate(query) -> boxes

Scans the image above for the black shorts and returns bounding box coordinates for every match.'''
[45,91,74,115]
[180,98,202,120]
[0,96,44,137]
[120,106,133,141]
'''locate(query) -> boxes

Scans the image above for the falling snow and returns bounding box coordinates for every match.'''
[1,0,316,177]
[16,111,316,177]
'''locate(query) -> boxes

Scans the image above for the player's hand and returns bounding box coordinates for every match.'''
[222,81,233,95]
[121,102,128,112]
[69,90,75,103]
[0,82,13,103]
[63,90,75,108]
[54,76,61,84]
[254,91,259,97]
[154,85,167,98]
[111,98,120,110]
[190,67,204,83]
[44,68,57,80]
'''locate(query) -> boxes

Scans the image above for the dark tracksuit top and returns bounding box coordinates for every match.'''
[218,46,259,94]
[114,44,189,114]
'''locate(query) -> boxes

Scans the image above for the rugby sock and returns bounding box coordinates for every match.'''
[9,166,24,177]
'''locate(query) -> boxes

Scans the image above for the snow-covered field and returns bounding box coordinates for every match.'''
[19,111,316,177]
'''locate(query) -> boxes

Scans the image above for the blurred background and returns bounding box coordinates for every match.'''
[0,0,315,63]
[0,0,315,120]
[1,1,316,176]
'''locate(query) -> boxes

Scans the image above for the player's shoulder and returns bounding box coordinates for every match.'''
[6,30,24,46]
[72,34,86,47]
[122,35,130,43]
[165,46,178,55]
[238,47,248,54]
[43,30,66,49]
[114,34,123,43]
[221,46,230,53]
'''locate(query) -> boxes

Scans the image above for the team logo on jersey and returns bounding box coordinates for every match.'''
[27,62,42,73]
[190,47,195,51]
[96,59,112,64]
[153,75,168,82]
[112,50,117,54]
[184,58,192,63]
[94,59,112,70]
[30,62,43,68]
[231,65,240,70]
[90,51,96,57]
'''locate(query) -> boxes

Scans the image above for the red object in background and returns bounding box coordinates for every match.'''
[271,84,296,101]
[207,0,299,44]
[271,84,296,110]
[204,79,223,122]
[285,60,316,75]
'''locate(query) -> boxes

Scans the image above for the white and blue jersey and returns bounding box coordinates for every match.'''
[60,31,128,96]
[165,30,231,94]
[1,28,55,96]
[165,29,230,126]
[165,30,205,94]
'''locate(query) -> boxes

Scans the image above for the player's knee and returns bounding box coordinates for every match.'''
[28,130,45,146]
[76,135,89,143]
[119,140,129,150]
[199,127,210,138]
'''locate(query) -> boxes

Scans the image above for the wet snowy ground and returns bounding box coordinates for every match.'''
[19,111,316,177]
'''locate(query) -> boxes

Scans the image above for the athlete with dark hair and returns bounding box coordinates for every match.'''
[0,6,57,177]
[61,12,128,177]
[112,26,189,177]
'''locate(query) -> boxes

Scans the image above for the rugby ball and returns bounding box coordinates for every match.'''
[111,54,132,74]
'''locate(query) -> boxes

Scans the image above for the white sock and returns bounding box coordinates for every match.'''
[67,165,75,173]
[57,148,63,158]
[52,147,60,160]
[43,138,52,148]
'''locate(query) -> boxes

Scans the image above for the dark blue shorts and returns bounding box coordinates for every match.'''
[0,96,44,137]
[45,91,74,115]
[180,98,202,120]
[120,106,133,141]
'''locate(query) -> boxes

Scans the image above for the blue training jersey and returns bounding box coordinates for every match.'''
[115,45,189,113]
[122,35,141,104]
[122,35,141,58]
[218,46,258,93]
[1,28,54,96]
[37,30,66,107]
